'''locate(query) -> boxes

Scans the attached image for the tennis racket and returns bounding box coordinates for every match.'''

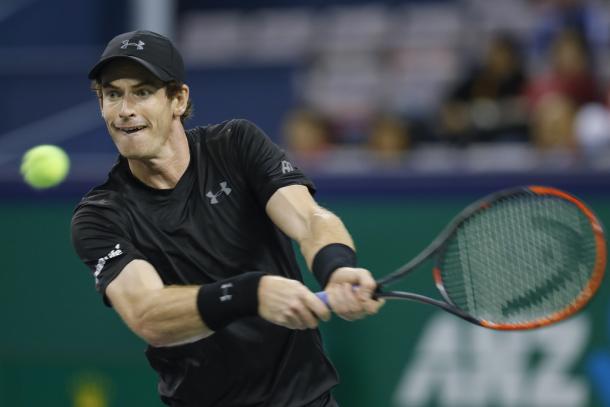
[316,186,607,330]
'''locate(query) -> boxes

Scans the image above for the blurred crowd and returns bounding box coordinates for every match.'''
[279,0,610,168]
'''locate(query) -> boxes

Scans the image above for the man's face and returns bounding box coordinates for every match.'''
[98,60,178,159]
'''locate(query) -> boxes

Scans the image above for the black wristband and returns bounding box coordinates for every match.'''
[197,272,265,331]
[312,243,357,288]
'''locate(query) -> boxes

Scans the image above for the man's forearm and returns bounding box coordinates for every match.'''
[135,285,212,347]
[299,207,355,269]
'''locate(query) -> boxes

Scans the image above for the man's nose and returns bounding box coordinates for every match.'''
[118,97,136,118]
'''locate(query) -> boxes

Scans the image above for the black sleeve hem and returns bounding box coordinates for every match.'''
[260,179,316,208]
[98,253,148,307]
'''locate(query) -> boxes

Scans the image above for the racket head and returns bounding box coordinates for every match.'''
[433,185,606,330]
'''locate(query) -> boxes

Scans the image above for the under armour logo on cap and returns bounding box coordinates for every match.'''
[120,39,145,50]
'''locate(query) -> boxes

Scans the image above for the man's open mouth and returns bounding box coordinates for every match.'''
[118,126,146,134]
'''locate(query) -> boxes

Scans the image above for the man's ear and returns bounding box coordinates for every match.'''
[173,84,190,117]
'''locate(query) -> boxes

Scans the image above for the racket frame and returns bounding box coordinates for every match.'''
[374,186,607,330]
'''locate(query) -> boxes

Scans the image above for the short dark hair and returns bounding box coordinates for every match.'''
[91,79,194,124]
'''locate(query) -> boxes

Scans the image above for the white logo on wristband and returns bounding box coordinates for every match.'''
[220,283,233,302]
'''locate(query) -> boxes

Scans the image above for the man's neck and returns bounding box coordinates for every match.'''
[127,128,190,190]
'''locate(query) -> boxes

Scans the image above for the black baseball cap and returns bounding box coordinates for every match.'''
[88,30,184,82]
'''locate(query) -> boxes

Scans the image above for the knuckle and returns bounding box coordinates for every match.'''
[287,318,301,330]
[348,302,361,313]
[283,309,296,321]
[288,300,303,312]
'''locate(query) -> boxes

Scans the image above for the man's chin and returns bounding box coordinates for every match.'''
[116,145,152,160]
[113,138,151,159]
[120,151,155,160]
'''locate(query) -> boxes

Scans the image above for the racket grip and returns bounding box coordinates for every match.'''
[315,291,330,307]
[315,285,365,308]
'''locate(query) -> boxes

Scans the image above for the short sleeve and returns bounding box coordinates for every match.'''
[71,202,147,306]
[232,119,316,205]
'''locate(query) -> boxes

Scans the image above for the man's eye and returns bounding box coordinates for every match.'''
[106,91,119,99]
[136,89,152,97]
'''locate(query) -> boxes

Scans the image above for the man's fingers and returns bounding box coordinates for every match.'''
[304,292,331,322]
[328,267,377,301]
[327,283,349,315]
[363,297,385,314]
[342,283,363,314]
[329,283,366,321]
[292,298,321,329]
[321,267,386,321]
[259,276,332,329]
[353,268,377,295]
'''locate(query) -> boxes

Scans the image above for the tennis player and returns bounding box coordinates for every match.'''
[71,30,382,407]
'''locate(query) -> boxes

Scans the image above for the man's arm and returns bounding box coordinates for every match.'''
[265,184,383,320]
[106,259,210,347]
[106,258,332,347]
[104,184,373,346]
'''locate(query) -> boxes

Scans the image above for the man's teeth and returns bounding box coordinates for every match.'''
[122,126,145,133]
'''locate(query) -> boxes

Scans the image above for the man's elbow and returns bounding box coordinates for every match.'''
[132,318,169,347]
[131,313,212,347]
[128,302,176,347]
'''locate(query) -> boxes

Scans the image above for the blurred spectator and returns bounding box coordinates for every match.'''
[281,108,333,160]
[526,28,600,111]
[439,34,528,145]
[529,0,608,69]
[367,115,411,161]
[530,93,578,150]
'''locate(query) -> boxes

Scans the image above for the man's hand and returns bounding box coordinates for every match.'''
[258,276,330,330]
[325,267,384,321]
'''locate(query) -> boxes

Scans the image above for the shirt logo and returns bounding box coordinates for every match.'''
[94,244,124,284]
[281,160,294,174]
[206,181,232,204]
[120,39,145,50]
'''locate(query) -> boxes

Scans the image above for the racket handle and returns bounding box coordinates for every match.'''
[315,291,330,307]
[315,285,366,308]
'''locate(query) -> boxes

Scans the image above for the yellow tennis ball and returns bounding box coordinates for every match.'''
[20,145,70,189]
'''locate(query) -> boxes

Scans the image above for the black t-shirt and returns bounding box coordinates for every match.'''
[71,119,338,407]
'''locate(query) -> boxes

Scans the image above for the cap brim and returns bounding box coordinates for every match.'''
[88,55,173,82]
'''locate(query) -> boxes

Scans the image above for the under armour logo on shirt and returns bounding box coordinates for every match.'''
[281,160,294,174]
[206,181,232,204]
[120,39,145,50]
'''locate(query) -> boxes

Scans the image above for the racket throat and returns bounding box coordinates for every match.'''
[379,290,481,326]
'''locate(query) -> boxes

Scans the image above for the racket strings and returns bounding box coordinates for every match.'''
[439,194,597,325]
